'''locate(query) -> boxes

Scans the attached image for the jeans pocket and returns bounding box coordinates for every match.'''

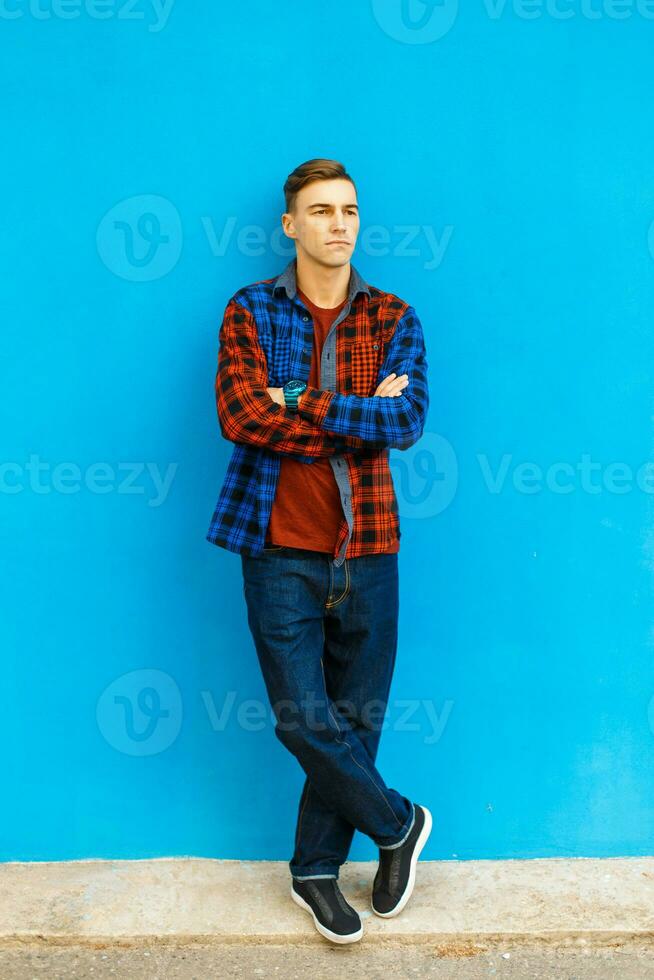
[262,544,285,552]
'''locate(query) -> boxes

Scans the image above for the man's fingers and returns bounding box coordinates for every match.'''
[379,374,408,388]
[375,373,409,397]
[376,384,402,396]
[375,385,408,397]
[381,372,408,387]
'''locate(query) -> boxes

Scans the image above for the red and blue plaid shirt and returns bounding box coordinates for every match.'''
[206,259,429,566]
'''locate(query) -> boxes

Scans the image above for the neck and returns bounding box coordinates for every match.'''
[295,250,350,308]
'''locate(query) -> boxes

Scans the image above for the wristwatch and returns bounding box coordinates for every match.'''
[282,379,307,411]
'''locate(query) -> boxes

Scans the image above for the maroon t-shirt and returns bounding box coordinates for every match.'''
[265,287,348,552]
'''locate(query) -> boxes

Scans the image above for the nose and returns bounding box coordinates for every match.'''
[331,211,348,232]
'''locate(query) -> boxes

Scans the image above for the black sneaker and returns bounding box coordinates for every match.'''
[291,877,363,944]
[371,802,432,918]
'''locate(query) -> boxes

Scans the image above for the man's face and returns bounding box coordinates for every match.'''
[282,178,360,268]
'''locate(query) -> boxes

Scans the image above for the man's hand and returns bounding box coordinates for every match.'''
[267,373,408,408]
[374,372,409,397]
[267,386,286,406]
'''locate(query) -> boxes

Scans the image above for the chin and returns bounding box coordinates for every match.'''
[321,251,352,267]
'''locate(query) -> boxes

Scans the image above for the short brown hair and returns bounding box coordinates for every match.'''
[283,158,357,214]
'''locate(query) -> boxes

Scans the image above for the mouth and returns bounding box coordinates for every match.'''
[327,241,349,246]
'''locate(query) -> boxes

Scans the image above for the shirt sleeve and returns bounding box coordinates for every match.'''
[296,305,429,450]
[215,298,367,458]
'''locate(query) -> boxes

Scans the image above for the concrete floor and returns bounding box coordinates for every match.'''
[2,856,654,943]
[2,855,654,977]
[1,940,654,979]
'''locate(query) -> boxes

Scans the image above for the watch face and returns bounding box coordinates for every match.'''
[286,380,306,394]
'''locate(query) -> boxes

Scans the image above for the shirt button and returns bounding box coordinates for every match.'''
[302,316,309,322]
[373,343,378,349]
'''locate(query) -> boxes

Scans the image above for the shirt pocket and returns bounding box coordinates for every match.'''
[259,325,292,386]
[344,340,383,397]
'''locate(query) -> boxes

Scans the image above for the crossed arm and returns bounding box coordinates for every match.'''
[215,298,366,459]
[295,305,429,451]
[215,298,429,459]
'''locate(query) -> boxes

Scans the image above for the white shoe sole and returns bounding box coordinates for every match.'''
[291,885,364,944]
[371,804,433,918]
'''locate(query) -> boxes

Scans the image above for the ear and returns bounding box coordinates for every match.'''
[281,212,296,239]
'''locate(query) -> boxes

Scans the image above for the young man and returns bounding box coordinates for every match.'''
[207,159,431,945]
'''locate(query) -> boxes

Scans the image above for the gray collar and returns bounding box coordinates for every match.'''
[272,258,371,302]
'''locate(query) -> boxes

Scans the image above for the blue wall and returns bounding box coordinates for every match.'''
[2,1,654,862]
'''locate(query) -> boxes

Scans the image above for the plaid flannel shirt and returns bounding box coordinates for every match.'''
[206,258,429,566]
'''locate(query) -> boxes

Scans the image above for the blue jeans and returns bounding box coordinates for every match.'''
[240,545,415,881]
